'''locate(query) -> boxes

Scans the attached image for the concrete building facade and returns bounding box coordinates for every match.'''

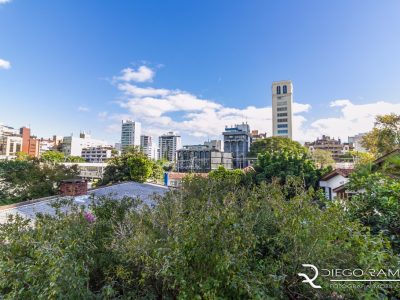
[81,146,113,162]
[121,120,141,150]
[223,123,252,169]
[158,132,181,162]
[176,144,232,172]
[140,135,157,160]
[62,132,107,157]
[272,80,293,139]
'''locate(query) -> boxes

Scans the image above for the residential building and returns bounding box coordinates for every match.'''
[38,136,63,156]
[121,120,141,150]
[176,144,232,172]
[319,168,354,200]
[81,146,113,162]
[140,135,157,160]
[0,124,19,136]
[272,80,293,139]
[20,127,39,157]
[250,130,267,141]
[158,132,181,162]
[223,123,252,168]
[305,135,354,161]
[348,133,367,152]
[204,139,222,151]
[62,132,107,156]
[0,124,22,159]
[0,135,22,158]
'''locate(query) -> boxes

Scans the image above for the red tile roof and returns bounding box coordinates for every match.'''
[321,168,354,181]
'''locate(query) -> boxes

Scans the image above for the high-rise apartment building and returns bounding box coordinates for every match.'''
[158,132,181,162]
[223,123,252,169]
[121,120,141,150]
[140,135,157,160]
[272,80,293,139]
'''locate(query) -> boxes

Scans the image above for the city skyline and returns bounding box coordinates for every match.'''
[1,1,400,144]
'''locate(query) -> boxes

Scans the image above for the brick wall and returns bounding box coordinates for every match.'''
[59,180,88,196]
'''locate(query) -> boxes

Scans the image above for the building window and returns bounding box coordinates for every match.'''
[277,129,288,134]
[277,107,287,111]
[276,86,281,94]
[277,113,288,117]
[277,101,287,107]
[277,118,288,122]
[283,85,287,94]
[277,124,288,128]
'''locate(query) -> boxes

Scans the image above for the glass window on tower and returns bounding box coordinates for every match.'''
[276,86,281,94]
[283,85,287,94]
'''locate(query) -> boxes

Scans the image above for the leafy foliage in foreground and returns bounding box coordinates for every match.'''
[0,160,79,205]
[347,155,400,254]
[0,177,395,299]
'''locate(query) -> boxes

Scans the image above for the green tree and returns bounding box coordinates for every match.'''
[101,147,154,185]
[0,160,79,205]
[41,150,65,163]
[349,150,375,165]
[311,149,335,168]
[249,136,305,157]
[15,151,32,161]
[65,155,86,163]
[347,170,400,253]
[361,113,400,156]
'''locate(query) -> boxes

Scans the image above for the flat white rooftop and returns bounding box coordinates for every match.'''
[0,182,168,224]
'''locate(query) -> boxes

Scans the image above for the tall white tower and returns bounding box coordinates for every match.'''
[121,120,141,150]
[272,80,293,139]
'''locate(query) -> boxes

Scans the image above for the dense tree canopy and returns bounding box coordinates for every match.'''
[249,137,324,188]
[40,150,65,163]
[0,160,79,205]
[0,176,394,299]
[361,113,400,157]
[100,147,158,185]
[311,149,335,168]
[249,136,306,157]
[347,154,400,253]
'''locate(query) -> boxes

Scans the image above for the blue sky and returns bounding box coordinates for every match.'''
[1,0,400,145]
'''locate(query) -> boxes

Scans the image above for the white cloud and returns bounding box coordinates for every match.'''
[98,111,108,119]
[0,59,11,70]
[110,65,400,144]
[117,66,154,83]
[303,99,400,141]
[78,106,90,112]
[0,0,11,4]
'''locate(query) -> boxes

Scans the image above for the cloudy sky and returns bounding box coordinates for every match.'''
[1,0,400,145]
